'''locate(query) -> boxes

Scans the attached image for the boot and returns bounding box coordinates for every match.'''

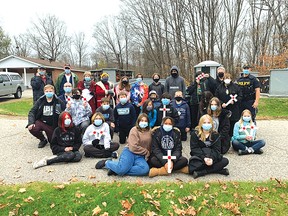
[217,168,229,176]
[179,166,189,174]
[192,170,207,179]
[149,167,168,178]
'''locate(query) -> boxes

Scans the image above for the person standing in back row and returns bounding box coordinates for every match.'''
[164,66,186,99]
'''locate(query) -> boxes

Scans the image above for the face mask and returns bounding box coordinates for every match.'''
[102,104,110,110]
[65,69,71,74]
[102,78,108,83]
[64,87,72,93]
[243,116,251,122]
[120,98,127,104]
[163,124,173,132]
[161,98,170,105]
[39,71,45,75]
[146,106,153,111]
[64,118,71,127]
[171,73,178,78]
[175,96,182,102]
[45,92,54,98]
[72,95,81,100]
[94,119,103,126]
[211,105,217,111]
[202,123,212,131]
[218,72,224,78]
[84,77,91,82]
[224,79,231,84]
[150,97,156,101]
[139,121,148,129]
[136,77,142,83]
[153,78,160,83]
[122,80,128,85]
[243,69,250,75]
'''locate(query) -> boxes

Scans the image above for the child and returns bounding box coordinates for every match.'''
[171,90,191,141]
[96,97,115,139]
[155,92,179,126]
[141,99,157,128]
[232,109,265,155]
[82,112,119,158]
[149,90,161,110]
[114,91,136,144]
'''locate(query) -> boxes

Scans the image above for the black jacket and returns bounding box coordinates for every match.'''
[149,82,164,97]
[217,109,231,154]
[50,126,82,155]
[30,75,54,102]
[155,104,179,126]
[150,126,182,166]
[190,131,222,162]
[27,95,65,129]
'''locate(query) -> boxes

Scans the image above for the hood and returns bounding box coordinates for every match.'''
[170,65,179,74]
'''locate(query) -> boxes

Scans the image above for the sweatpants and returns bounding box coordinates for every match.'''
[47,151,82,165]
[149,156,188,171]
[83,142,119,158]
[29,120,54,143]
[119,126,132,144]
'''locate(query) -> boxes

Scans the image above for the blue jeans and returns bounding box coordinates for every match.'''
[232,139,265,152]
[105,147,149,176]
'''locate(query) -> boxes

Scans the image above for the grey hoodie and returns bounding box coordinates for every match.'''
[164,66,186,98]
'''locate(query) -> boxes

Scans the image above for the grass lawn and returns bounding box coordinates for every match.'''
[0,180,287,215]
[257,98,288,119]
[0,98,32,116]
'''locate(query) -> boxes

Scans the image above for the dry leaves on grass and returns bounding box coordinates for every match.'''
[23,196,35,203]
[53,184,65,190]
[18,188,26,193]
[92,205,102,215]
[75,191,86,199]
[121,198,135,210]
[221,202,241,215]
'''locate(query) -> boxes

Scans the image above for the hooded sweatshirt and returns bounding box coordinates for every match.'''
[164,66,186,98]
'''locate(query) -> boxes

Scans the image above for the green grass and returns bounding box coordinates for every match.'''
[0,98,32,116]
[0,180,287,215]
[257,98,288,119]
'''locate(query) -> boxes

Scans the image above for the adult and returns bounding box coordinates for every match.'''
[207,97,231,154]
[55,64,79,96]
[130,73,149,116]
[164,66,186,99]
[215,73,242,136]
[58,82,73,105]
[149,73,164,97]
[215,66,226,88]
[77,71,96,113]
[30,66,54,104]
[82,112,119,158]
[237,65,260,122]
[198,91,214,120]
[95,72,115,108]
[148,117,188,177]
[27,84,65,148]
[32,112,82,169]
[95,113,152,176]
[115,76,131,105]
[188,114,229,178]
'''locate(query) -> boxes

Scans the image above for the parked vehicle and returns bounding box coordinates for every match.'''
[0,72,25,99]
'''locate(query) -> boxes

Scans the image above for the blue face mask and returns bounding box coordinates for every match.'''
[94,119,103,126]
[139,121,148,129]
[102,104,110,110]
[211,105,217,111]
[243,69,250,75]
[102,78,108,83]
[136,77,142,83]
[243,116,251,122]
[161,98,170,106]
[84,77,91,82]
[39,71,45,75]
[202,123,212,131]
[120,98,127,104]
[45,92,54,98]
[163,124,173,132]
[65,69,71,74]
[64,118,71,126]
[64,87,72,93]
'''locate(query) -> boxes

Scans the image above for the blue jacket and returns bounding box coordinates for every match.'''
[171,100,191,129]
[114,102,136,128]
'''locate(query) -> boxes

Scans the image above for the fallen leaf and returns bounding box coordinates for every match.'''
[69,177,79,182]
[46,168,55,173]
[204,183,210,189]
[146,210,157,216]
[186,206,197,215]
[33,210,39,216]
[0,203,9,209]
[88,175,96,179]
[121,199,133,210]
[53,184,65,190]
[136,179,143,186]
[100,213,109,216]
[102,202,107,207]
[92,205,102,215]
[75,192,85,198]
[221,202,241,215]
[50,203,55,208]
[24,196,34,203]
[18,188,26,193]
[149,200,160,211]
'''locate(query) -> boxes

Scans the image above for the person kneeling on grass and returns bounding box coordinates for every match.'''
[33,111,82,169]
[188,114,229,179]
[232,109,265,155]
[148,117,189,177]
[82,112,119,158]
[95,113,152,176]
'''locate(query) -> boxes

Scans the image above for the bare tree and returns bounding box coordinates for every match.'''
[73,32,89,67]
[11,34,31,57]
[0,27,11,59]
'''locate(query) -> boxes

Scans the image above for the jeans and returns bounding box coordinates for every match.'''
[105,147,149,176]
[232,139,265,152]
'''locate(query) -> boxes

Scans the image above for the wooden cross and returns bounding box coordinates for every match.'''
[159,104,170,118]
[163,150,176,173]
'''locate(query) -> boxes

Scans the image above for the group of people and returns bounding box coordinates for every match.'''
[27,63,265,179]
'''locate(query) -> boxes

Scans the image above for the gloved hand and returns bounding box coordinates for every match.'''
[92,139,100,147]
[90,91,94,96]
[107,89,114,95]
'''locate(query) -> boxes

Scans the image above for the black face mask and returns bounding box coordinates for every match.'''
[122,80,128,85]
[72,95,81,100]
[218,72,224,78]
[153,78,160,83]
[171,73,178,78]
[175,96,182,102]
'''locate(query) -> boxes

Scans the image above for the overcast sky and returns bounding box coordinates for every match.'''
[0,0,121,39]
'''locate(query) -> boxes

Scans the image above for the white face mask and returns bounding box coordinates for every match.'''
[224,79,231,84]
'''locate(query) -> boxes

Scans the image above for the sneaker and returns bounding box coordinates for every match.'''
[111,151,118,159]
[218,168,229,176]
[238,149,249,155]
[38,139,48,148]
[254,149,264,154]
[95,160,107,169]
[33,158,47,169]
[107,169,117,176]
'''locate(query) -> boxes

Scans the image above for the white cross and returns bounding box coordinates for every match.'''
[162,150,176,173]
[225,94,238,106]
[159,104,170,118]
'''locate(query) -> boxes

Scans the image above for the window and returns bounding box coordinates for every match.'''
[10,75,22,81]
[0,75,10,82]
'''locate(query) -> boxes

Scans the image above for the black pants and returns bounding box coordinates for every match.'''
[119,126,132,144]
[188,156,229,174]
[83,142,119,158]
[133,104,141,118]
[47,151,82,165]
[149,156,188,171]
[178,127,188,141]
[190,104,199,129]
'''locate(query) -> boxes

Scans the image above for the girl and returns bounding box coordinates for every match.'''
[141,99,157,128]
[82,112,119,158]
[115,76,131,105]
[188,114,229,178]
[33,112,82,169]
[232,109,265,155]
[207,97,231,154]
[148,117,188,177]
[95,113,152,176]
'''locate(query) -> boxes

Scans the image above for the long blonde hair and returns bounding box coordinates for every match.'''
[239,109,253,126]
[195,114,215,142]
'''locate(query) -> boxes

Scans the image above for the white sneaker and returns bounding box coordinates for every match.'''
[33,158,47,169]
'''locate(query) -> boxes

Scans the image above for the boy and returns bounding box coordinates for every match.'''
[96,97,115,139]
[149,90,161,110]
[171,91,191,141]
[114,91,136,144]
[155,92,179,126]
